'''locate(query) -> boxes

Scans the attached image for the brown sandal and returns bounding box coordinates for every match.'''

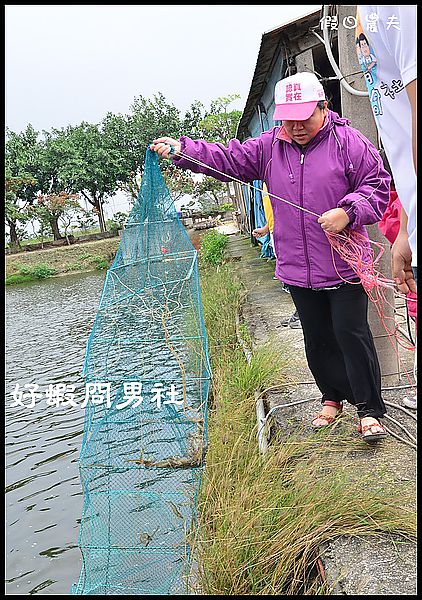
[311,400,343,429]
[358,418,387,442]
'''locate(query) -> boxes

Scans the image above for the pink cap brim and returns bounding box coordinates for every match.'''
[273,100,318,121]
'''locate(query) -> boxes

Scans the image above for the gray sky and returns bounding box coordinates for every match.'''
[5,4,321,134]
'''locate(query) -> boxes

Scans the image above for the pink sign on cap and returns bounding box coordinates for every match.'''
[274,72,325,121]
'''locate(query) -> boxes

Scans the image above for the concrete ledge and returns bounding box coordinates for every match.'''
[320,536,417,595]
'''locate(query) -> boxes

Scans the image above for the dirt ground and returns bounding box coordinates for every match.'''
[226,232,417,596]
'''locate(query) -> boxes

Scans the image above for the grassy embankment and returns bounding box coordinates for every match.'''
[195,232,416,595]
[5,237,120,285]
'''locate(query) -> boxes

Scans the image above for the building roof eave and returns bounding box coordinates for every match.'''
[236,8,323,139]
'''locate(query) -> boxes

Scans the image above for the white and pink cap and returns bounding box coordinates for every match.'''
[273,72,326,121]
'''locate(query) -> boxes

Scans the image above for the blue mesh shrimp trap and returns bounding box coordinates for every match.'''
[71,150,211,595]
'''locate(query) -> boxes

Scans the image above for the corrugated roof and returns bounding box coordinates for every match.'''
[236,8,321,138]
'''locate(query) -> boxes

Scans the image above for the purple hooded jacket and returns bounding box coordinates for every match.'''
[174,110,390,288]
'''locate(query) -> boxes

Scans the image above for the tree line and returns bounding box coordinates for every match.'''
[5,93,242,248]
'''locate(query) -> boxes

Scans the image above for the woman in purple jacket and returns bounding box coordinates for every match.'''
[150,72,391,442]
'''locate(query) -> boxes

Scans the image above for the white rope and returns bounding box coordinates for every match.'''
[173,149,321,218]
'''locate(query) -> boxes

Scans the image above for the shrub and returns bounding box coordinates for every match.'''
[219,202,234,212]
[32,264,57,279]
[92,256,109,270]
[18,263,57,279]
[106,212,128,235]
[200,230,228,267]
[18,265,33,276]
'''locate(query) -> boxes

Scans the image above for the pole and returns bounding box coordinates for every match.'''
[337,4,399,381]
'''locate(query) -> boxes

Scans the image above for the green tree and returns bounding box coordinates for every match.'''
[96,97,201,208]
[100,112,137,203]
[46,122,129,232]
[5,125,44,246]
[5,125,83,243]
[73,211,97,233]
[119,92,187,201]
[194,94,242,210]
[112,211,129,228]
[198,94,242,145]
[4,92,242,244]
[30,192,82,243]
[194,177,228,212]
[163,167,199,203]
[182,100,208,139]
[5,175,37,247]
[5,125,45,196]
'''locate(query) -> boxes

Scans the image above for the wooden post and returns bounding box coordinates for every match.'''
[337,4,399,381]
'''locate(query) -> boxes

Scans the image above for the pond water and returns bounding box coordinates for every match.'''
[5,271,106,595]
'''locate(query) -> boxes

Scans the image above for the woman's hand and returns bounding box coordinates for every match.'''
[318,208,350,233]
[252,225,269,237]
[150,137,181,158]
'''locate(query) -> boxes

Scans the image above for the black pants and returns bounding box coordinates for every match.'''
[289,283,386,419]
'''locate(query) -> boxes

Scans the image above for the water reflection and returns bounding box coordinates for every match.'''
[5,271,106,595]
